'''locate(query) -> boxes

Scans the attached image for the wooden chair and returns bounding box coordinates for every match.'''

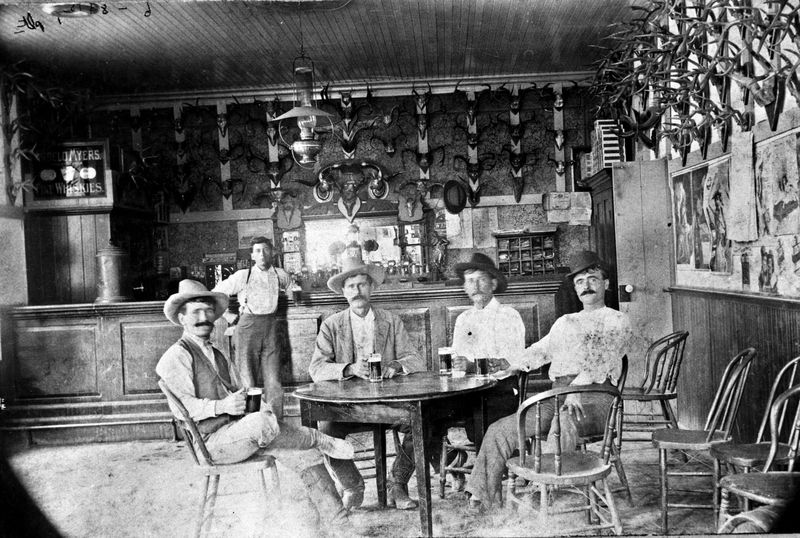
[717,383,800,532]
[438,371,537,498]
[651,347,756,534]
[711,355,800,516]
[158,380,281,538]
[623,331,689,434]
[578,356,633,506]
[505,383,624,535]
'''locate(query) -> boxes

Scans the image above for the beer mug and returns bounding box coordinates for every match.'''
[245,387,263,413]
[438,346,453,375]
[475,357,490,377]
[368,353,383,383]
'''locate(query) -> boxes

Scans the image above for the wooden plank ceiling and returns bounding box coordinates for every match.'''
[1,0,643,99]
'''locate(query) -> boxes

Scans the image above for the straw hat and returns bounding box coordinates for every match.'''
[327,255,386,294]
[163,279,228,325]
[453,252,507,293]
[566,250,609,280]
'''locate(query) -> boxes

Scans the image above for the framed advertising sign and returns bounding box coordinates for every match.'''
[24,140,114,210]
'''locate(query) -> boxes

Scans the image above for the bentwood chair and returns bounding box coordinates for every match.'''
[159,380,281,538]
[505,383,625,535]
[623,331,689,433]
[651,347,756,534]
[718,383,800,533]
[711,355,800,517]
[578,356,633,506]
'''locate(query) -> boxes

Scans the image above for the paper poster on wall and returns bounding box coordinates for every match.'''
[471,208,498,248]
[755,133,800,237]
[446,210,473,249]
[691,167,712,270]
[703,159,732,273]
[672,170,694,266]
[237,219,274,249]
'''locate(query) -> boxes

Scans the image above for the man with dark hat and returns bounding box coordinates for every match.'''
[448,252,526,491]
[156,279,355,529]
[308,255,431,511]
[464,251,633,511]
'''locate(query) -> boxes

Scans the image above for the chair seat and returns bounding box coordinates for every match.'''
[200,454,278,475]
[720,472,800,506]
[622,387,676,401]
[506,451,612,486]
[710,441,792,469]
[652,428,728,450]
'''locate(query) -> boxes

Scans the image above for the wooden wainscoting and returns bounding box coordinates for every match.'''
[670,286,800,442]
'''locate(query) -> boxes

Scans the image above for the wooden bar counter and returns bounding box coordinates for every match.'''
[0,279,560,446]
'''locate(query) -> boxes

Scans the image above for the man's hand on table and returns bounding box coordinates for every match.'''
[216,389,246,416]
[344,360,370,380]
[383,360,404,379]
[452,355,473,374]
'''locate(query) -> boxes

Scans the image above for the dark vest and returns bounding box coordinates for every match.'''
[178,337,237,436]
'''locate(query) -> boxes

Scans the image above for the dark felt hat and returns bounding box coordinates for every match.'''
[567,250,609,280]
[443,179,468,214]
[453,252,507,293]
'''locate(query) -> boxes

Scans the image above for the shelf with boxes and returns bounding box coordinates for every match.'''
[495,230,559,277]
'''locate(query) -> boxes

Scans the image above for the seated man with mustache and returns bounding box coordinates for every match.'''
[464,251,633,511]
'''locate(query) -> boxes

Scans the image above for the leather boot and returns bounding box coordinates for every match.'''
[300,463,350,527]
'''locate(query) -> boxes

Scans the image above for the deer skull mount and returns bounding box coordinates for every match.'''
[452,153,496,207]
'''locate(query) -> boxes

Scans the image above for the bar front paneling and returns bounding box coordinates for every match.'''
[1,280,559,445]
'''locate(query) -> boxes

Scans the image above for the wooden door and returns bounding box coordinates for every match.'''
[586,170,619,309]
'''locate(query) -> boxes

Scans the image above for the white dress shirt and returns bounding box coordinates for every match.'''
[452,297,526,360]
[350,307,376,360]
[213,265,291,315]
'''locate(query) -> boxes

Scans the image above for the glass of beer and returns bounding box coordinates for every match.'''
[475,357,490,377]
[438,347,453,375]
[368,353,383,383]
[245,387,263,413]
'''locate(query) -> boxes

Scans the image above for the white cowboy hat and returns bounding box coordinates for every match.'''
[327,255,386,294]
[163,279,228,325]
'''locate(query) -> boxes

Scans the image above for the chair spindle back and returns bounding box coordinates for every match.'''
[703,348,757,442]
[756,355,800,444]
[159,379,215,466]
[765,384,800,472]
[640,331,689,394]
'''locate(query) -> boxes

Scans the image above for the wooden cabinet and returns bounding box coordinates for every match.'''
[495,232,559,277]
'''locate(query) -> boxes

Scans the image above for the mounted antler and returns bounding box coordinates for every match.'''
[264,154,294,188]
[401,146,446,174]
[370,132,407,158]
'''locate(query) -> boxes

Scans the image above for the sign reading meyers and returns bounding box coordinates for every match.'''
[24,140,114,210]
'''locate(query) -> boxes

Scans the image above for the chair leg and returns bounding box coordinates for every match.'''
[539,483,549,526]
[659,448,668,535]
[718,486,731,532]
[195,475,211,538]
[603,477,622,535]
[439,435,448,499]
[660,400,679,429]
[712,457,720,521]
[200,474,219,538]
[741,466,751,512]
[586,485,597,524]
[610,443,633,506]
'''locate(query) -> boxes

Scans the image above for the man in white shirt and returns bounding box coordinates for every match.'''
[449,252,526,489]
[156,279,355,530]
[213,236,292,419]
[464,251,633,511]
[309,255,428,511]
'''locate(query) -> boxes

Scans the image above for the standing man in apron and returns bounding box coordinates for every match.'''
[214,236,292,419]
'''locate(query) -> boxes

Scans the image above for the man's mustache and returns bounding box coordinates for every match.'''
[194,321,214,328]
[580,290,596,297]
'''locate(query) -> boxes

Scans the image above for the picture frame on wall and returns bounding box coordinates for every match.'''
[237,219,274,250]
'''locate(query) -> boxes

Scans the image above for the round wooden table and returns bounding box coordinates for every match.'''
[294,371,498,537]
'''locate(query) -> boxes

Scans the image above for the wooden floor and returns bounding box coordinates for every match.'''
[6,429,767,537]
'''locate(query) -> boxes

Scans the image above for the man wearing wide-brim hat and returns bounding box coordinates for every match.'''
[156,279,357,529]
[309,255,430,511]
[447,252,526,491]
[463,251,634,511]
